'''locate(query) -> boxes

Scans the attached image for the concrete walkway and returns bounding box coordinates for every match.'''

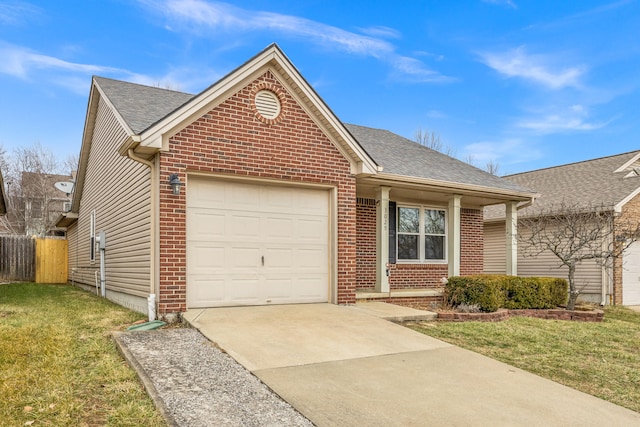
[183,303,640,427]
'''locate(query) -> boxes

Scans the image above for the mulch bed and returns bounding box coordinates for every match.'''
[436,308,604,322]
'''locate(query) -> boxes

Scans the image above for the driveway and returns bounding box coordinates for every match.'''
[184,303,640,427]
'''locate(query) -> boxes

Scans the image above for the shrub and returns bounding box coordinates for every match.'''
[445,275,568,312]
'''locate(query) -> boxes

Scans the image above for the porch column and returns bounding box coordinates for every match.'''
[448,195,461,277]
[506,201,518,275]
[375,186,391,292]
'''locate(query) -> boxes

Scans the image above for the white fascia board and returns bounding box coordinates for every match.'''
[615,186,640,213]
[373,172,539,201]
[614,152,640,173]
[273,51,378,175]
[139,49,278,151]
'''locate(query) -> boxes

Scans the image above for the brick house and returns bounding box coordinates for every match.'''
[57,44,534,319]
[484,151,640,306]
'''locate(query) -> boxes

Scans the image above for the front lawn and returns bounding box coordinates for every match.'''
[410,307,640,413]
[0,283,166,426]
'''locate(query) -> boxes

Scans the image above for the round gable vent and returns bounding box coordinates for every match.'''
[255,90,281,120]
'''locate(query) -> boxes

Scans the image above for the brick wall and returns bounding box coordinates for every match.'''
[157,71,357,314]
[356,198,376,290]
[355,200,484,290]
[460,208,484,275]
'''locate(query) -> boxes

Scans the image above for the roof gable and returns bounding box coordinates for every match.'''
[94,77,194,134]
[118,43,377,175]
[485,150,640,220]
[346,124,532,195]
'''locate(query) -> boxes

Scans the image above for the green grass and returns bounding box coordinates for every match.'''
[410,306,640,413]
[0,283,166,426]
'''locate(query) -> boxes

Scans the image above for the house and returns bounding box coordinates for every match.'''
[3,171,73,236]
[56,44,535,320]
[484,151,640,306]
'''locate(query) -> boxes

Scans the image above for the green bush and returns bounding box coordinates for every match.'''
[445,275,568,312]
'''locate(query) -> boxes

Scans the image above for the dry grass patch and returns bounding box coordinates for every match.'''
[410,306,640,413]
[0,283,166,426]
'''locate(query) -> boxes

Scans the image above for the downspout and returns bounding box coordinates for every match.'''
[127,148,158,321]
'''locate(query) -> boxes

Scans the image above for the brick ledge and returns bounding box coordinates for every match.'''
[356,288,444,300]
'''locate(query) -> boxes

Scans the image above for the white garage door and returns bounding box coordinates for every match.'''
[623,241,640,305]
[186,177,330,308]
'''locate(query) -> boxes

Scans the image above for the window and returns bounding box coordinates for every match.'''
[397,206,446,262]
[31,200,43,219]
[89,210,96,263]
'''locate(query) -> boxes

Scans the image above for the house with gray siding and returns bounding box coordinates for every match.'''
[484,151,640,305]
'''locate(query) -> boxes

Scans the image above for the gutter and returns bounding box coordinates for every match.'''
[126,148,159,321]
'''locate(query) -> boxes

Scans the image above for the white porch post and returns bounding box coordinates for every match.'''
[448,195,461,277]
[375,186,391,292]
[506,201,518,276]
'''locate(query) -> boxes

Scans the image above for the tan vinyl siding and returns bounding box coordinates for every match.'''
[484,221,603,296]
[69,97,151,297]
[483,222,506,274]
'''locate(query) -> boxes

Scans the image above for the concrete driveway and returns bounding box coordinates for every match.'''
[184,303,640,427]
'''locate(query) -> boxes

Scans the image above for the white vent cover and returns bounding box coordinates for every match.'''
[255,90,281,119]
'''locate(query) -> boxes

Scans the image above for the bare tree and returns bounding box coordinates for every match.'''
[3,142,73,236]
[484,159,500,176]
[517,202,640,310]
[414,128,456,157]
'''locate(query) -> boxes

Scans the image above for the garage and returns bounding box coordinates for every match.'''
[622,241,640,305]
[186,177,330,308]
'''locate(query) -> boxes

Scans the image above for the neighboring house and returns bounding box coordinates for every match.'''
[484,151,640,306]
[5,172,73,236]
[56,44,535,319]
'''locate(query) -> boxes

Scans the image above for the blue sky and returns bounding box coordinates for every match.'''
[0,0,638,175]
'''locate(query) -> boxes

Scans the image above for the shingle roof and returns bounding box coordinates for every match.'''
[484,151,640,220]
[93,76,534,195]
[344,124,531,193]
[94,77,194,134]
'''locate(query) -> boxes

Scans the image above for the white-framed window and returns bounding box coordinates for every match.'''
[397,205,446,262]
[89,210,96,263]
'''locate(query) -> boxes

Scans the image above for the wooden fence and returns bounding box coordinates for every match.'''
[0,235,67,283]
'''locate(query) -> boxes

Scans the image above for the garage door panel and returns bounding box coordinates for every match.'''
[623,242,640,305]
[189,244,226,273]
[187,277,225,307]
[229,246,261,270]
[229,214,261,239]
[297,248,327,271]
[187,178,330,308]
[297,217,328,241]
[265,217,295,241]
[191,210,226,239]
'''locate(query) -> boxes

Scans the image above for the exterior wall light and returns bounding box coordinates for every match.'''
[168,173,183,195]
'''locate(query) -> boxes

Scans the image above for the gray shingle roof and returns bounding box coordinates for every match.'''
[93,77,534,195]
[484,151,640,220]
[345,124,532,193]
[94,77,194,134]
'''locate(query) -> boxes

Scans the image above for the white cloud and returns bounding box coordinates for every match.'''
[479,46,585,89]
[462,138,542,166]
[0,1,42,26]
[357,25,402,39]
[482,0,517,9]
[515,104,611,134]
[0,42,161,94]
[140,0,452,83]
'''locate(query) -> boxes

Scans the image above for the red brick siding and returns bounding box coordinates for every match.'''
[355,201,484,290]
[157,71,357,314]
[356,198,377,291]
[460,208,484,275]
